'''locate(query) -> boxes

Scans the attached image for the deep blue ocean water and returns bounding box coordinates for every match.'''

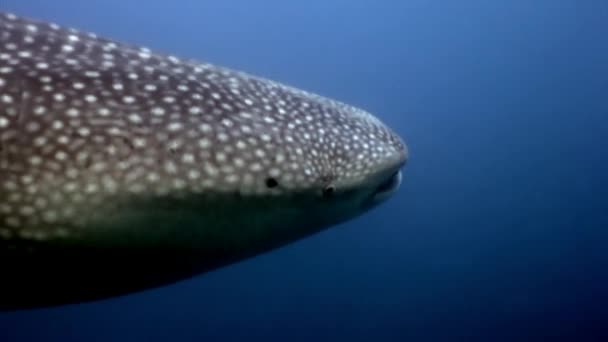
[1,1,607,341]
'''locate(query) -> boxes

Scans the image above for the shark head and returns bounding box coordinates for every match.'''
[0,11,408,309]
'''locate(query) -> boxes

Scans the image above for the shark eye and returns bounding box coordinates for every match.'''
[265,177,279,188]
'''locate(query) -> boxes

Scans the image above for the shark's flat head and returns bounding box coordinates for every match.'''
[0,12,408,310]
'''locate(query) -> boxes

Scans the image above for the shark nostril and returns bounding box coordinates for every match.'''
[322,185,335,198]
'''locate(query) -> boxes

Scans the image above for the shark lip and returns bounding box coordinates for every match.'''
[376,170,402,195]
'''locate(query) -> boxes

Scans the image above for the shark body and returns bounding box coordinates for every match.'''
[0,12,407,310]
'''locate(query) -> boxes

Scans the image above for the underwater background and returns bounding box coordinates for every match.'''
[1,0,607,341]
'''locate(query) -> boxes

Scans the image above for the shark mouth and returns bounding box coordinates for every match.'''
[369,170,402,204]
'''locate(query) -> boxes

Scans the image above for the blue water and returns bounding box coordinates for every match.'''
[1,1,607,341]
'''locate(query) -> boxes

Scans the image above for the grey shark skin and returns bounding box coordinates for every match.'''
[0,12,407,310]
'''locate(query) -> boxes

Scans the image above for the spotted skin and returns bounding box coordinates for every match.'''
[0,12,407,309]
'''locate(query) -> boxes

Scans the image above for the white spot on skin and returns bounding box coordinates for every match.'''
[5,217,20,228]
[236,140,247,149]
[55,151,68,161]
[199,123,212,133]
[216,152,227,162]
[1,94,12,103]
[0,229,12,239]
[34,106,46,115]
[151,107,165,116]
[62,44,75,53]
[168,122,182,131]
[226,174,239,183]
[164,161,178,174]
[198,138,211,148]
[255,149,266,158]
[182,153,195,164]
[3,181,17,191]
[0,204,12,214]
[233,158,245,168]
[147,173,160,183]
[98,108,111,116]
[269,168,281,178]
[43,211,58,223]
[134,138,147,148]
[57,136,71,147]
[129,114,143,123]
[85,70,100,78]
[85,183,99,194]
[52,120,63,130]
[4,43,17,50]
[204,164,219,177]
[172,179,186,190]
[66,108,80,117]
[26,122,40,132]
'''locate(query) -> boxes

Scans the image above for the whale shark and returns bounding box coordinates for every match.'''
[0,11,408,310]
